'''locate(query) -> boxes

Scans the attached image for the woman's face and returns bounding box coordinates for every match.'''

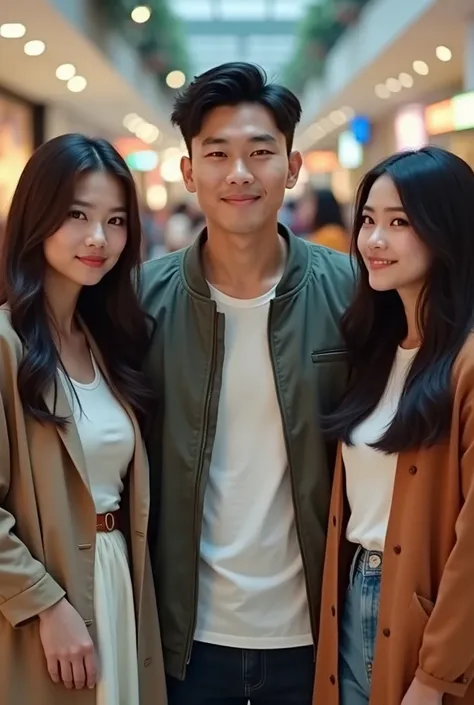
[43,170,128,289]
[357,174,432,299]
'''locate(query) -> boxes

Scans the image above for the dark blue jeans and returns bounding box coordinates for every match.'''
[167,641,315,704]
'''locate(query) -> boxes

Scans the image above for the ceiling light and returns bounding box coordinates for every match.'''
[56,63,76,80]
[386,77,402,93]
[375,83,390,99]
[308,123,326,140]
[123,113,142,131]
[341,106,355,120]
[67,76,87,93]
[436,45,452,62]
[0,23,26,38]
[413,60,429,76]
[166,70,186,89]
[329,110,347,126]
[24,40,45,56]
[399,72,414,88]
[136,123,160,144]
[131,5,151,23]
[319,117,334,132]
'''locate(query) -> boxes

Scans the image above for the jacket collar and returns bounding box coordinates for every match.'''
[182,223,311,299]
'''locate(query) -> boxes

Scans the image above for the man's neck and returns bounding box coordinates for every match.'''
[202,223,288,299]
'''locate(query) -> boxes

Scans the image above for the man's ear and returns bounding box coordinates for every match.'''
[181,156,196,193]
[286,151,303,190]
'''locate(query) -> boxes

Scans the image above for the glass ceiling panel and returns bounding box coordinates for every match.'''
[172,0,214,20]
[273,0,316,20]
[219,0,268,20]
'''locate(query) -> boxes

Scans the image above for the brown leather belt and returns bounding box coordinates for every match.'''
[96,510,121,533]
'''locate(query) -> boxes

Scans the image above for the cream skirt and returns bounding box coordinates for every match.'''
[94,530,140,705]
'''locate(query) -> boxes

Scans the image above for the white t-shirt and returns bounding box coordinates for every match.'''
[194,283,312,649]
[59,356,135,512]
[343,346,417,551]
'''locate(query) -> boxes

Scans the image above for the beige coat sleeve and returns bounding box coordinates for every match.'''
[0,336,65,627]
[416,360,474,697]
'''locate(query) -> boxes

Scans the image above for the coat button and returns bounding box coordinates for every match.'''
[332,516,337,527]
[331,605,336,616]
[463,677,469,684]
[393,545,401,555]
[330,675,336,685]
[383,628,391,637]
[409,465,418,475]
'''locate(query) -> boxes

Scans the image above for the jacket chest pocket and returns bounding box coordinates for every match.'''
[311,349,349,416]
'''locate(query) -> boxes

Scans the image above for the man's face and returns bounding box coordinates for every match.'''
[181,103,302,236]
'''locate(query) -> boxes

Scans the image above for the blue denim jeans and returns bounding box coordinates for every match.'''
[339,546,382,705]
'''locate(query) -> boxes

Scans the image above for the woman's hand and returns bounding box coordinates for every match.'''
[401,678,443,705]
[38,598,98,690]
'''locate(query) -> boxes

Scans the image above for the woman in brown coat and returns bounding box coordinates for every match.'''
[313,147,474,705]
[0,134,166,705]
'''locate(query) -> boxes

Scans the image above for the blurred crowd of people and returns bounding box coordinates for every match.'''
[143,186,349,261]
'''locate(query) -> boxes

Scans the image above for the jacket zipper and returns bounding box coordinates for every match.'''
[267,301,318,655]
[183,309,219,672]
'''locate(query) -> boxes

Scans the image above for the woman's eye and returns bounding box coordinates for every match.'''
[69,210,86,220]
[361,214,373,225]
[109,216,126,226]
[392,218,409,227]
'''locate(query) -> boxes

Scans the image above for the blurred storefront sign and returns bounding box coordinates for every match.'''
[350,115,371,145]
[303,150,339,174]
[338,130,363,169]
[425,91,474,135]
[425,90,474,168]
[0,88,34,217]
[394,104,427,150]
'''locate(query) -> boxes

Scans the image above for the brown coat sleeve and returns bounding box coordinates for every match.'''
[0,333,65,627]
[416,355,474,696]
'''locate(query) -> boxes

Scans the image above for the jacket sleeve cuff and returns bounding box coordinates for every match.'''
[0,573,65,628]
[415,666,471,697]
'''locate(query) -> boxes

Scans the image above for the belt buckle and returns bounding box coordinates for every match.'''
[104,512,115,532]
[368,553,381,569]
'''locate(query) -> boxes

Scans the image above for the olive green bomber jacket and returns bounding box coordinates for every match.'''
[140,225,355,680]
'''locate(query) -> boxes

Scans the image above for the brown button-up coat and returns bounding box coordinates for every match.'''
[0,307,167,705]
[314,336,474,705]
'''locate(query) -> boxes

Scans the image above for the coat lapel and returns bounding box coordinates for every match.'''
[42,377,90,492]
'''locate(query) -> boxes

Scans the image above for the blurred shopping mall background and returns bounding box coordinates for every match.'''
[0,0,473,255]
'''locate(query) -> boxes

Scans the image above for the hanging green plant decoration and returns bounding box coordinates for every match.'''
[95,0,190,90]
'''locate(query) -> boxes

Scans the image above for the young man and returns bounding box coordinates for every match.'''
[141,62,354,704]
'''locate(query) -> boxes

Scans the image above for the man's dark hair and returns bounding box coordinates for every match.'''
[171,62,302,155]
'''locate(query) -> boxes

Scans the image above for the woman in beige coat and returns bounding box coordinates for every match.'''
[0,134,166,705]
[314,147,474,705]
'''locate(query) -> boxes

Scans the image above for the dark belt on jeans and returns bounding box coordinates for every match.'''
[96,510,120,532]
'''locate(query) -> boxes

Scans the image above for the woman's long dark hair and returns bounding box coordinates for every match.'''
[323,146,474,453]
[0,133,154,431]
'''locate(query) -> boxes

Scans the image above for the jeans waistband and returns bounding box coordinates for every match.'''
[349,545,383,586]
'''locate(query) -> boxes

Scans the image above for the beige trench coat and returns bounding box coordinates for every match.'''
[0,306,167,705]
[314,336,474,705]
